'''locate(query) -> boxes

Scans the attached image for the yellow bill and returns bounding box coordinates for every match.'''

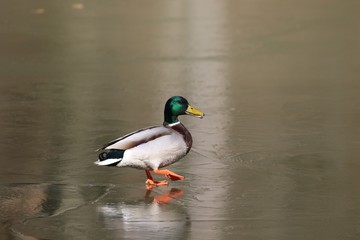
[185,105,205,118]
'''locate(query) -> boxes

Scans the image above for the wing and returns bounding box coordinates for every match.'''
[96,125,172,151]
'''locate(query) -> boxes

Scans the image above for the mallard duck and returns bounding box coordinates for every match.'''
[95,96,205,187]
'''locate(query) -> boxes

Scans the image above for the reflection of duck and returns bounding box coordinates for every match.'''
[95,96,205,187]
[145,188,184,204]
[97,188,189,240]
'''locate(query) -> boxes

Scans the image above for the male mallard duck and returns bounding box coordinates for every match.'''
[95,96,205,187]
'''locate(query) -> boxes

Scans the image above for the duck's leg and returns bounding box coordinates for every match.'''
[145,170,168,188]
[153,169,185,181]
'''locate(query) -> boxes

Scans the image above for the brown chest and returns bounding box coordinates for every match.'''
[170,123,193,154]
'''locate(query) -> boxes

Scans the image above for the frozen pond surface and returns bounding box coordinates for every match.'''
[1,0,360,239]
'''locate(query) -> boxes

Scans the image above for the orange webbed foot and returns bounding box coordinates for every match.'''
[153,169,185,181]
[145,179,168,190]
[145,170,168,189]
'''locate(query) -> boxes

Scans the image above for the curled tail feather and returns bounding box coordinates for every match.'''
[95,149,125,167]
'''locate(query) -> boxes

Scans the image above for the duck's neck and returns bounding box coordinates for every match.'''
[163,113,179,126]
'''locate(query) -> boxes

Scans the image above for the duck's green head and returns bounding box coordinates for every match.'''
[164,96,205,125]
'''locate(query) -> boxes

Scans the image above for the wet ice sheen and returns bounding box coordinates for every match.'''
[1,0,360,239]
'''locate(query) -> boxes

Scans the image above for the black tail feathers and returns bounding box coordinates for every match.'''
[98,149,125,161]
